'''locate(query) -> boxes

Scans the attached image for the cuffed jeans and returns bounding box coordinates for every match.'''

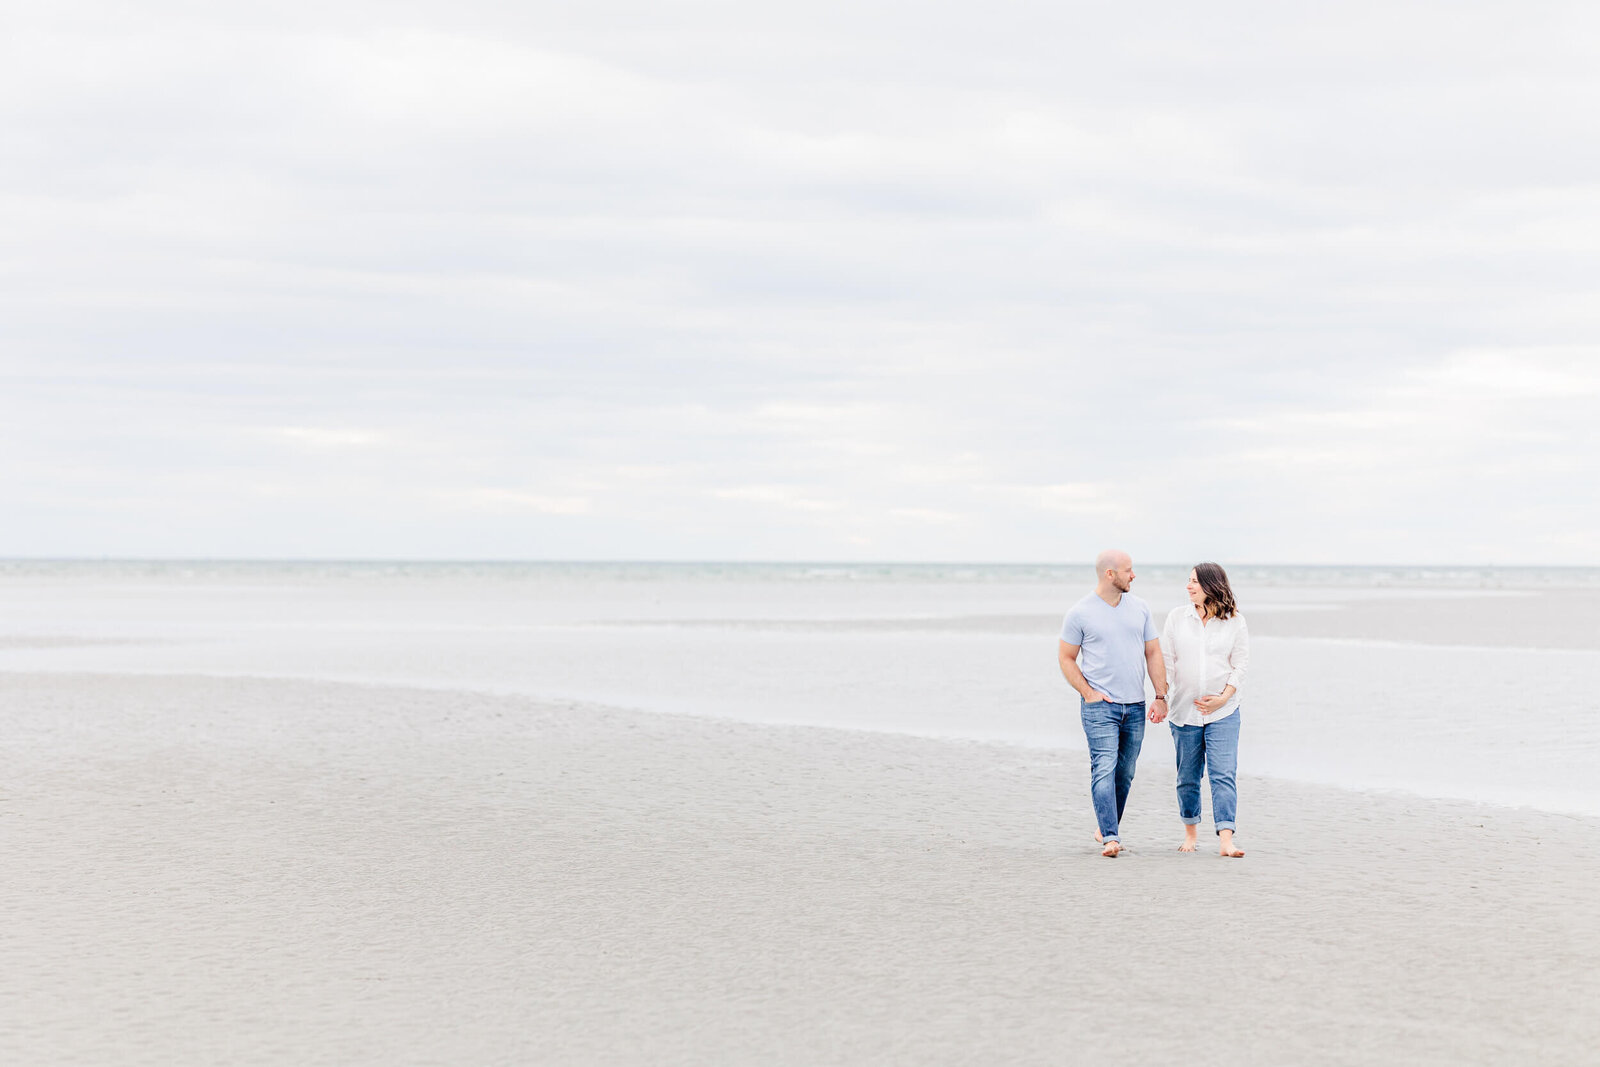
[1080,698,1146,843]
[1170,709,1241,833]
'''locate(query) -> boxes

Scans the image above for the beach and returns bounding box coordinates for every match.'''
[14,1,1600,1060]
[5,670,1598,1066]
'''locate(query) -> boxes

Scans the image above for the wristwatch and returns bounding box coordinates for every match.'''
[1153,694,1168,702]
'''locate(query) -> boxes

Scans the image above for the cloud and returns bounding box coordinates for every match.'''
[2,2,1599,561]
[272,427,386,449]
[999,483,1129,519]
[887,507,960,525]
[708,486,845,513]
[450,489,592,516]
[1421,348,1600,398]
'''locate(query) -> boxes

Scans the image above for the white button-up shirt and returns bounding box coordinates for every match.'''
[1160,605,1250,727]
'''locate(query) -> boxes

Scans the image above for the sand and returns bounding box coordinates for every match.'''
[2,672,1597,1066]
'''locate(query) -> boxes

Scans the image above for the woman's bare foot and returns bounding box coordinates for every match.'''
[1218,829,1244,858]
[1101,839,1121,857]
[1178,825,1198,852]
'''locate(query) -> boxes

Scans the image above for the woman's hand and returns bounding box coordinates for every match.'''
[1193,693,1230,715]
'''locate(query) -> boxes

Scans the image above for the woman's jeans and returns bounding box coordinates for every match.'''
[1170,710,1241,833]
[1080,699,1146,844]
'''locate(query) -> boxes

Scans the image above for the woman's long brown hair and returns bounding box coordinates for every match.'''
[1194,562,1238,620]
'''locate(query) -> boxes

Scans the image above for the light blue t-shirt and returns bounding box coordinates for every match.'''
[1059,592,1159,703]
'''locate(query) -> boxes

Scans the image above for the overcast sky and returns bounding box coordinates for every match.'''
[4,1,1598,563]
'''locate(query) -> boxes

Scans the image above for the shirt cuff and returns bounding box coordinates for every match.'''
[1225,669,1245,689]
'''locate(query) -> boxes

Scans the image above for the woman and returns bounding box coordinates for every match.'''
[1161,562,1250,857]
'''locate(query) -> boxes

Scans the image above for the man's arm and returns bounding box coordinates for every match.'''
[1144,638,1169,722]
[1058,641,1106,701]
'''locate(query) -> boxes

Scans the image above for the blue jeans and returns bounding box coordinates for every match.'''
[1080,699,1146,843]
[1170,710,1241,833]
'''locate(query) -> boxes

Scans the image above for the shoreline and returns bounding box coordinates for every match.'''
[6,662,1599,821]
[4,671,1599,1064]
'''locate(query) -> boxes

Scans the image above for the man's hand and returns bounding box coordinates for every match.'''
[1147,700,1168,724]
[1082,691,1110,704]
[1194,693,1229,715]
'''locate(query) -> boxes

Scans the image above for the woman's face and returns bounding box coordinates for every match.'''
[1186,570,1205,606]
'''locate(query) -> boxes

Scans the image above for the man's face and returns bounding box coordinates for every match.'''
[1108,558,1134,592]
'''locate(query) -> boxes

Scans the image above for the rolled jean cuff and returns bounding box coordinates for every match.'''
[1181,815,1201,826]
[1214,821,1237,833]
[1100,835,1120,844]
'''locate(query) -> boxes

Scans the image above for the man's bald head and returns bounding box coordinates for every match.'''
[1095,549,1130,576]
[1095,550,1135,594]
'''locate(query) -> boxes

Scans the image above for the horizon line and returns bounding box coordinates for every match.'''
[0,557,1583,570]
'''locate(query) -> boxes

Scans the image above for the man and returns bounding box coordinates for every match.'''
[1057,549,1169,857]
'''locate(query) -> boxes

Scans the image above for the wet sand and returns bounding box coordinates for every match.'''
[2,672,1597,1065]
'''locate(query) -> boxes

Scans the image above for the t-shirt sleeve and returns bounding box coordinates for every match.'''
[1060,610,1085,646]
[1141,603,1158,642]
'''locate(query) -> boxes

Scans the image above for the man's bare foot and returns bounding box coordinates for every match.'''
[1218,830,1244,858]
[1101,839,1121,857]
[1178,825,1198,852]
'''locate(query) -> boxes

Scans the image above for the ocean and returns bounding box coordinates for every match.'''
[2,560,1597,816]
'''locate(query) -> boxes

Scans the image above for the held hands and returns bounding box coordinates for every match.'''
[1147,698,1168,724]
